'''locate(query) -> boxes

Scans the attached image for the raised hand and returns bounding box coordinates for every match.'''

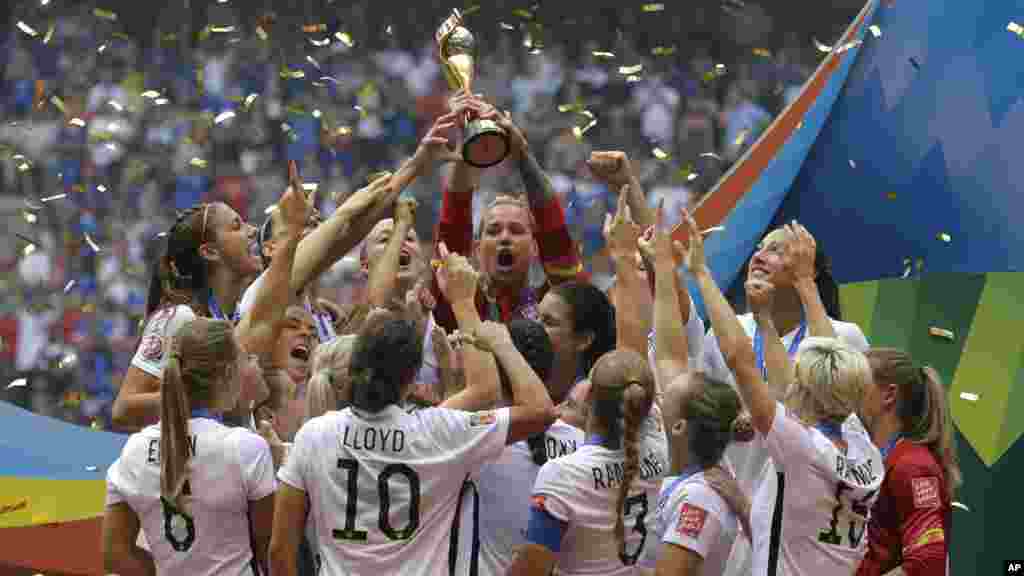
[435,242,479,305]
[395,197,418,227]
[279,160,314,235]
[470,321,514,353]
[745,277,775,316]
[679,208,707,274]
[647,200,687,268]
[416,111,462,167]
[587,150,634,189]
[479,107,529,158]
[603,189,642,261]
[783,221,817,282]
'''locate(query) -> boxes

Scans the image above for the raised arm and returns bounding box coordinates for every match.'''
[683,211,774,434]
[786,222,837,338]
[749,280,796,401]
[588,150,653,229]
[604,191,650,354]
[473,321,558,445]
[437,243,500,412]
[366,197,418,308]
[237,164,312,356]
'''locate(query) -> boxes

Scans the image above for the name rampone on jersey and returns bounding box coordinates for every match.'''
[835,455,879,487]
[591,449,665,490]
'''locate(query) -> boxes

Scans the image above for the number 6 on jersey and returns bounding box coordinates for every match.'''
[333,458,421,541]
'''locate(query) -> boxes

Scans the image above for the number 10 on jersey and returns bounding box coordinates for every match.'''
[333,458,421,541]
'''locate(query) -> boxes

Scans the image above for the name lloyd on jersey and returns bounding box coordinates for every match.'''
[834,455,878,487]
[146,436,198,464]
[341,425,406,453]
[591,450,664,490]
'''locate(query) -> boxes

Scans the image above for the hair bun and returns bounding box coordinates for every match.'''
[731,413,755,443]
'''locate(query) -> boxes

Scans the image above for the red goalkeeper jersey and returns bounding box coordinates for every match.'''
[856,439,951,576]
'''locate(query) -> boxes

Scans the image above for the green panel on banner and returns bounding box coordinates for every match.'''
[950,272,1024,467]
[867,279,921,349]
[838,280,879,338]
[903,273,986,385]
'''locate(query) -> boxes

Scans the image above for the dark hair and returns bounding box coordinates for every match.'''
[549,282,616,377]
[348,315,423,413]
[499,319,556,466]
[813,239,842,320]
[258,213,275,269]
[685,374,746,469]
[146,203,217,319]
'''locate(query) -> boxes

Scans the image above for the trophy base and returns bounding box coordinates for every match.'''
[462,119,510,168]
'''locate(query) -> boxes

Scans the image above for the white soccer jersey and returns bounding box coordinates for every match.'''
[131,305,198,379]
[278,405,511,576]
[477,419,585,576]
[105,417,276,576]
[530,408,669,576]
[638,471,739,575]
[750,403,883,576]
[237,270,337,343]
[701,313,868,576]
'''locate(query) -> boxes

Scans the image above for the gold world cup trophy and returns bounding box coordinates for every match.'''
[436,9,510,168]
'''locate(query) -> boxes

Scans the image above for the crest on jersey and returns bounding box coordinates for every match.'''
[677,503,707,538]
[140,334,164,361]
[911,477,941,509]
[470,411,496,427]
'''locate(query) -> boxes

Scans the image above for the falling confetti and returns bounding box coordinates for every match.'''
[336,126,352,136]
[141,90,161,99]
[93,8,118,21]
[354,105,368,118]
[85,465,99,472]
[651,46,677,56]
[108,100,123,112]
[280,68,305,80]
[641,3,666,12]
[699,152,723,161]
[312,109,322,119]
[22,211,37,224]
[752,47,773,58]
[310,37,330,47]
[43,24,56,44]
[938,232,952,243]
[335,32,354,47]
[64,280,76,294]
[96,184,107,193]
[701,226,726,236]
[652,147,671,160]
[97,43,107,53]
[499,22,517,31]
[886,191,898,200]
[909,57,921,70]
[214,110,236,125]
[833,40,864,55]
[17,21,39,37]
[386,25,393,35]
[849,159,857,168]
[812,37,833,53]
[264,204,278,215]
[7,378,27,389]
[959,392,979,402]
[512,8,534,19]
[1008,21,1024,37]
[84,233,102,254]
[58,353,78,370]
[303,23,327,33]
[928,326,954,341]
[244,93,259,109]
[306,55,321,70]
[154,98,169,106]
[734,129,751,148]
[618,64,644,75]
[625,75,642,83]
[50,95,65,113]
[40,193,66,203]
[22,243,36,256]
[869,25,882,38]
[209,25,235,33]
[592,51,616,59]
[952,502,969,512]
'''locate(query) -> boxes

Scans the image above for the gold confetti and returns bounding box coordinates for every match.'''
[752,47,773,58]
[952,502,969,512]
[141,90,161,99]
[618,64,644,75]
[17,21,39,37]
[354,105,367,118]
[592,51,616,59]
[22,243,36,256]
[189,157,208,168]
[93,8,118,21]
[23,211,38,224]
[335,31,354,47]
[651,46,676,56]
[938,232,952,243]
[626,75,642,83]
[928,326,954,341]
[813,37,833,53]
[302,183,319,192]
[512,8,534,19]
[312,109,322,119]
[43,24,56,44]
[108,100,124,112]
[255,26,268,40]
[886,191,897,200]
[244,93,259,109]
[500,22,517,31]
[310,37,330,47]
[303,23,327,33]
[280,68,305,80]
[699,152,723,161]
[463,5,481,16]
[869,25,882,38]
[558,103,580,113]
[652,147,670,160]
[734,129,751,147]
[17,161,32,173]
[210,25,235,33]
[7,378,27,389]
[571,119,598,140]
[214,110,236,124]
[84,233,102,254]
[959,392,979,402]
[40,193,66,203]
[641,3,666,12]
[834,40,864,55]
[1008,22,1024,37]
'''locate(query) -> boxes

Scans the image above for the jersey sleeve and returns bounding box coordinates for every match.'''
[661,484,727,560]
[130,305,197,379]
[531,460,573,523]
[837,321,870,353]
[761,401,816,473]
[889,460,949,576]
[236,430,277,501]
[699,328,732,385]
[431,407,511,474]
[235,272,263,322]
[277,418,315,493]
[105,455,129,506]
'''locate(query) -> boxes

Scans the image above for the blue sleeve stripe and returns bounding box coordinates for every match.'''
[525,505,568,553]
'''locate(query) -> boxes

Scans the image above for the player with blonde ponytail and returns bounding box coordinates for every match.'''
[103,318,276,575]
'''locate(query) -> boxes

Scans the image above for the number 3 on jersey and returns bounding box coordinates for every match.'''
[619,493,649,566]
[333,458,421,541]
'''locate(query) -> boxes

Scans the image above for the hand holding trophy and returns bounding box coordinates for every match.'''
[436,9,511,169]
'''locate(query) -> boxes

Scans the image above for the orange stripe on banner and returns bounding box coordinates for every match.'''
[673,3,874,245]
[0,516,103,575]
